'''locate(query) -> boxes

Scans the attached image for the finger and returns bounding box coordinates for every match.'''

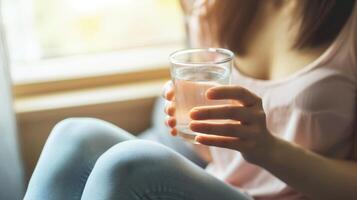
[195,135,243,150]
[163,81,175,101]
[206,86,260,107]
[190,105,252,123]
[189,121,252,139]
[164,101,176,116]
[170,127,177,136]
[165,117,176,128]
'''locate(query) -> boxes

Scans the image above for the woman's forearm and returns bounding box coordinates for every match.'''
[263,138,357,200]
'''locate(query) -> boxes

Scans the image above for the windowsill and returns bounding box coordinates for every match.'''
[15,79,168,118]
[12,44,182,97]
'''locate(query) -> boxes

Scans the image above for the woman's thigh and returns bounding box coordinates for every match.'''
[24,118,135,200]
[81,140,251,200]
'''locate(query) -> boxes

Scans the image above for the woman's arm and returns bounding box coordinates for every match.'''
[191,85,357,199]
[264,138,357,200]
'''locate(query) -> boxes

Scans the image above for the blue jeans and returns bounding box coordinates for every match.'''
[24,118,251,200]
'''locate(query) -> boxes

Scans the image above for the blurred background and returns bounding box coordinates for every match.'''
[0,0,188,198]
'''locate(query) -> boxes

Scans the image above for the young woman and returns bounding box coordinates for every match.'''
[24,0,357,199]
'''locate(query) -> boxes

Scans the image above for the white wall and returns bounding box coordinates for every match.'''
[0,12,24,199]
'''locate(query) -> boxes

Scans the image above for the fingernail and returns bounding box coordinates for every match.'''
[189,109,199,119]
[171,128,177,136]
[194,135,204,144]
[189,121,198,131]
[206,89,216,99]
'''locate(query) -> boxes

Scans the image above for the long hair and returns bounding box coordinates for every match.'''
[199,0,356,55]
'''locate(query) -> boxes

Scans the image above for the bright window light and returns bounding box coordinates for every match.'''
[1,0,185,65]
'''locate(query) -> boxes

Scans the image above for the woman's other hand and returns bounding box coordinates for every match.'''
[190,86,277,165]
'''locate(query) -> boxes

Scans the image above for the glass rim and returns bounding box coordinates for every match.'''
[169,48,234,66]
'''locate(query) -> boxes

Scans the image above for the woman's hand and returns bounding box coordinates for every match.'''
[190,86,277,165]
[163,81,178,136]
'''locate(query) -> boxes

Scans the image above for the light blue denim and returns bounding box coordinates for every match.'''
[23,118,251,200]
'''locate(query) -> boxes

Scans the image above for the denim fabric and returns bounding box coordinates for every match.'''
[24,118,251,200]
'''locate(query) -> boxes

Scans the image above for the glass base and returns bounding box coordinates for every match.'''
[177,126,201,144]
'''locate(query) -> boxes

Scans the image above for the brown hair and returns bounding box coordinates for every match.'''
[199,0,356,55]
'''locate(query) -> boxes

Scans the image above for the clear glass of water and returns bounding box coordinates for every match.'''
[169,48,234,142]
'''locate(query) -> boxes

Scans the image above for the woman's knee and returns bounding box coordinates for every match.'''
[25,118,135,199]
[82,140,186,199]
[83,141,250,200]
[92,140,183,181]
[45,118,134,158]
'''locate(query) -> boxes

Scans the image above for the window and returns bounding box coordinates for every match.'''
[1,0,185,89]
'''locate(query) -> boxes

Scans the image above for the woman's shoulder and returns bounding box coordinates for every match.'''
[297,2,357,79]
[338,1,357,72]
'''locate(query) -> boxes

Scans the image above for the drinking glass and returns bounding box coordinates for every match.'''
[169,48,234,142]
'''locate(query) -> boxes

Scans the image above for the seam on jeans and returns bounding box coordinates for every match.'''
[142,192,189,200]
[74,161,94,200]
[131,189,143,200]
[132,185,190,200]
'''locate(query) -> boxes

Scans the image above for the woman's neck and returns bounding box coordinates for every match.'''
[234,0,328,81]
